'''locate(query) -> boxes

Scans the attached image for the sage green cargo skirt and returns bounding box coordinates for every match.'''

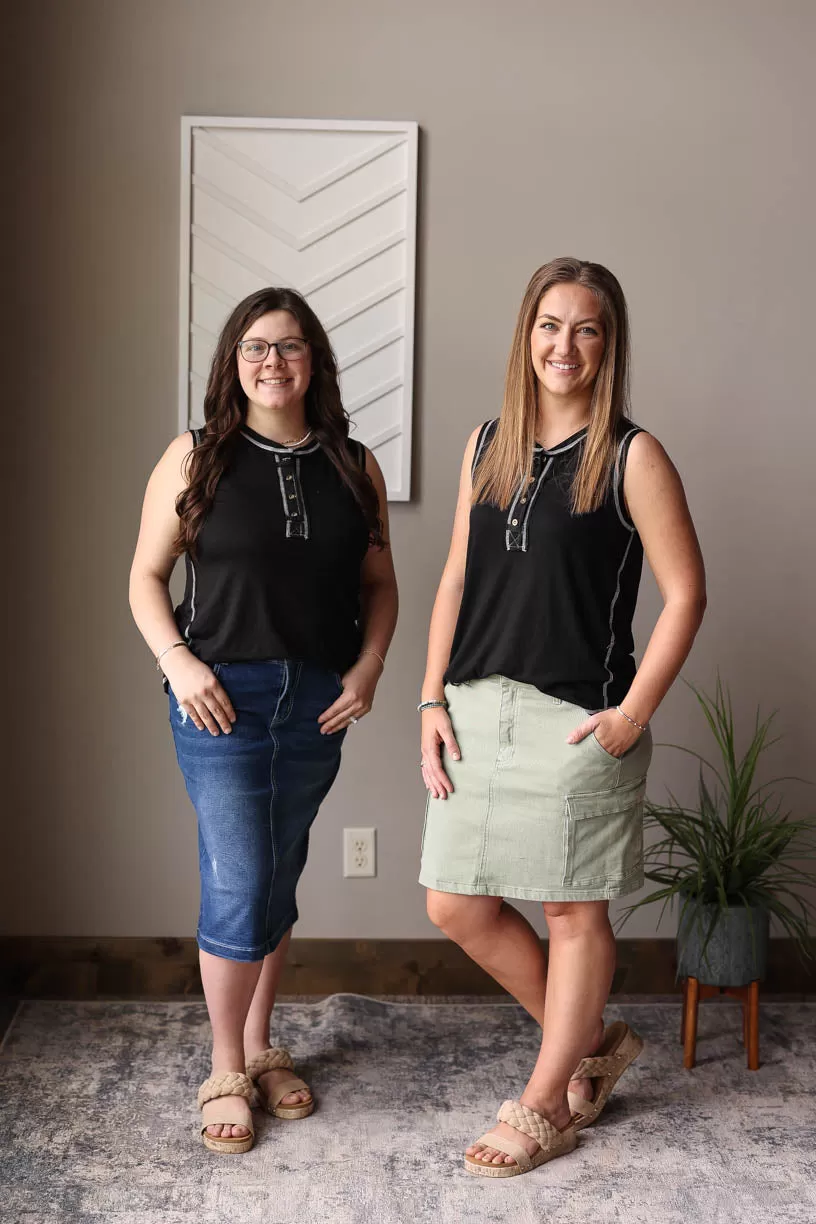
[418,675,652,902]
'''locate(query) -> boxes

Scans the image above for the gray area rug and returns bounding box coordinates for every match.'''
[2,995,814,1223]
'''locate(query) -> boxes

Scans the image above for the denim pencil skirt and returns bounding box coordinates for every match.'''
[169,659,345,962]
[418,675,652,902]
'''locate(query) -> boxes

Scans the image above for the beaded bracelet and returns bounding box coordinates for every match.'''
[418,699,448,713]
[616,705,648,732]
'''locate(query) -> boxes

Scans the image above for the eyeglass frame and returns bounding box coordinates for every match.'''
[236,337,311,363]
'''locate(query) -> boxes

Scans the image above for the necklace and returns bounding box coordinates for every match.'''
[282,429,313,448]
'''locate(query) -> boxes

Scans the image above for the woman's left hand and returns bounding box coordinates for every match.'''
[566,708,643,758]
[318,653,383,735]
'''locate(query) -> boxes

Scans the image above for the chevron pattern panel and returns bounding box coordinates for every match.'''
[179,117,418,499]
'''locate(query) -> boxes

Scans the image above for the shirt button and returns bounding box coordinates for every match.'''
[511,518,519,526]
[521,496,527,503]
[529,476,535,484]
[286,474,294,481]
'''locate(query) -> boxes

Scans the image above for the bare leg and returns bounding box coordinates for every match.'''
[243,928,311,1107]
[425,891,605,1166]
[472,901,614,1165]
[199,949,264,1139]
[426,891,549,1020]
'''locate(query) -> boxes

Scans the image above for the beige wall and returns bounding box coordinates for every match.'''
[4,0,814,941]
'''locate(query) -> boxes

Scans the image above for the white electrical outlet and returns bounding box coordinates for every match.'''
[343,827,377,878]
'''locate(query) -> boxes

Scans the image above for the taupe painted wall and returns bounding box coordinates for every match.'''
[4,0,814,940]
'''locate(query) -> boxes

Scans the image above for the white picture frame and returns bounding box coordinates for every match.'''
[179,116,418,500]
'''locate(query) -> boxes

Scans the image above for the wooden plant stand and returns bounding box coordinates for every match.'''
[681,977,760,1070]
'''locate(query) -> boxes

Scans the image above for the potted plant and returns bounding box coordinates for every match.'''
[620,677,815,985]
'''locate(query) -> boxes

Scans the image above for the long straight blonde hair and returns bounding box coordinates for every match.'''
[472,257,631,513]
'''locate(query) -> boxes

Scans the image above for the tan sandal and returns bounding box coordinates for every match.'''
[246,1047,314,1120]
[568,1020,643,1131]
[465,1099,577,1178]
[197,1071,255,1154]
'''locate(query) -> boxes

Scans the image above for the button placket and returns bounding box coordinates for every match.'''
[275,454,309,539]
[505,452,546,552]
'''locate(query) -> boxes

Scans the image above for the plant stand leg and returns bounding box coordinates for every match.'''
[747,980,760,1070]
[680,978,687,1044]
[742,996,748,1048]
[683,976,699,1069]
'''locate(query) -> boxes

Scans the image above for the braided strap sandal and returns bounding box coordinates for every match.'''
[568,1021,644,1131]
[465,1099,577,1178]
[197,1072,255,1154]
[245,1047,314,1120]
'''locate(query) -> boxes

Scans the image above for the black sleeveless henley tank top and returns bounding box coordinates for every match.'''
[173,426,370,672]
[445,419,645,710]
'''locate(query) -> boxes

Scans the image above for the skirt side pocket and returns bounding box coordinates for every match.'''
[562,776,647,889]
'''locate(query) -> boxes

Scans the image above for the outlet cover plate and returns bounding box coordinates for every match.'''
[343,827,377,878]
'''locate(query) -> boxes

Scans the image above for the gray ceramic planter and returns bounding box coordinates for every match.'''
[677,901,769,986]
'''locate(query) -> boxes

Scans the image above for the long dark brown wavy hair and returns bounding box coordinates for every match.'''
[173,287,383,555]
[472,257,632,513]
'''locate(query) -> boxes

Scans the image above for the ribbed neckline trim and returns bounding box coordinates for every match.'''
[240,424,321,455]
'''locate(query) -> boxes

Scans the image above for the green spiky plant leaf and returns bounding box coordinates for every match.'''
[618,676,816,961]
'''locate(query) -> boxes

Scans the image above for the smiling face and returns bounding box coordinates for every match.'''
[236,309,313,416]
[529,282,606,402]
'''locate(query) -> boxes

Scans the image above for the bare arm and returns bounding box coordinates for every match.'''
[358,448,399,666]
[128,432,236,735]
[568,432,707,755]
[318,447,399,734]
[129,432,194,656]
[420,427,481,798]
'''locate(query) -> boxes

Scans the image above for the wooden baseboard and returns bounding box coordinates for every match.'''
[1,936,814,999]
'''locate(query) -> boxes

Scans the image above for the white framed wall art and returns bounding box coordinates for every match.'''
[179,116,419,500]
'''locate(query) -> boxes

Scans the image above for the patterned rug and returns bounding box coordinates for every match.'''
[2,995,814,1223]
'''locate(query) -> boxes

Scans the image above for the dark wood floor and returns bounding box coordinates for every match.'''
[1,937,813,1016]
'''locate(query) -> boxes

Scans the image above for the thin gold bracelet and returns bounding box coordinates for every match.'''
[359,648,385,668]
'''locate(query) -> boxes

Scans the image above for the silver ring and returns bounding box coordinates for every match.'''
[349,716,358,725]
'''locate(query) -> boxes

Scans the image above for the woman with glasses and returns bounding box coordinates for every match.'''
[418,258,705,1178]
[130,287,397,1153]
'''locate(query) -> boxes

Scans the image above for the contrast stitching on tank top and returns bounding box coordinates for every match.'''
[542,432,586,455]
[471,419,496,476]
[613,427,640,531]
[504,474,526,550]
[275,458,289,522]
[184,558,197,642]
[506,431,587,551]
[182,431,203,643]
[274,454,309,540]
[296,456,310,539]
[520,456,553,552]
[601,532,636,708]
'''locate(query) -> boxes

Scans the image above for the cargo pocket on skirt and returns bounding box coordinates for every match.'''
[562,776,647,889]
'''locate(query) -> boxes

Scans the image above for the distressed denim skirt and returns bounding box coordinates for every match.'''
[418,675,652,902]
[169,660,345,963]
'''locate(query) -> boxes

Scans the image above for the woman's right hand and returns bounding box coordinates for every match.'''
[161,649,236,735]
[420,707,461,800]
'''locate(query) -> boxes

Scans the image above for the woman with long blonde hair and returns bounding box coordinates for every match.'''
[419,257,705,1178]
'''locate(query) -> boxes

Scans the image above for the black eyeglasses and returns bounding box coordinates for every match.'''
[237,338,310,363]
